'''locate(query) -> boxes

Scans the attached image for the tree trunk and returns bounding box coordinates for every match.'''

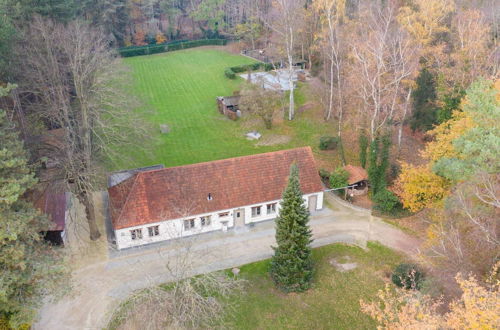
[398,89,412,156]
[79,191,101,240]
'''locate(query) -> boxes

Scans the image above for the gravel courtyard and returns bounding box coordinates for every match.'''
[34,193,420,330]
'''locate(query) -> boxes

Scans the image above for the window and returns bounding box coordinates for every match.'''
[201,216,211,226]
[130,229,143,240]
[251,206,261,217]
[218,212,229,217]
[266,203,277,214]
[184,218,195,230]
[148,225,159,237]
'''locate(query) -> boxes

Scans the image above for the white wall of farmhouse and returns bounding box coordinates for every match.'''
[114,191,323,250]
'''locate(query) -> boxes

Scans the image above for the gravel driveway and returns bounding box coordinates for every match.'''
[35,193,420,330]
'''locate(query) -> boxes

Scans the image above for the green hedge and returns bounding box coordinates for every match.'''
[118,39,228,57]
[224,62,276,79]
[224,68,236,79]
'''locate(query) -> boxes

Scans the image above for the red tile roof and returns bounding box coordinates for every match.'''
[343,165,368,185]
[108,147,323,229]
[32,183,66,231]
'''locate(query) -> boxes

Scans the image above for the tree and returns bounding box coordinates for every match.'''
[270,164,313,292]
[394,163,449,212]
[265,0,303,120]
[239,82,282,129]
[133,28,147,45]
[361,264,500,329]
[17,17,150,240]
[358,132,368,168]
[349,2,418,140]
[410,67,438,131]
[397,0,455,57]
[0,85,67,328]
[329,167,349,196]
[155,31,166,44]
[79,0,130,46]
[314,0,346,121]
[314,0,348,164]
[432,79,500,181]
[234,17,262,50]
[0,14,14,77]
[107,227,245,329]
[368,133,391,196]
[190,0,226,38]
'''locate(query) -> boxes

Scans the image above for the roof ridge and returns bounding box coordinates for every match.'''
[141,146,313,176]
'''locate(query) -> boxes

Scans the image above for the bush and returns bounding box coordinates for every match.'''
[224,68,236,79]
[263,63,274,71]
[319,169,330,183]
[391,263,425,290]
[319,136,339,150]
[330,167,349,196]
[373,189,401,213]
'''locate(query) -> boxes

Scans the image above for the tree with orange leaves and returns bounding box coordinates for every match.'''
[360,263,500,329]
[133,29,147,46]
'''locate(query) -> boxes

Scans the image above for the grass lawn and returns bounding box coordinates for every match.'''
[118,47,341,170]
[226,242,403,329]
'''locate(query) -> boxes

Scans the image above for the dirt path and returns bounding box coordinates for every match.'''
[35,193,420,330]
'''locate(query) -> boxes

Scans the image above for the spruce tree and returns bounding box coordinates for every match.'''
[0,87,67,327]
[270,164,313,292]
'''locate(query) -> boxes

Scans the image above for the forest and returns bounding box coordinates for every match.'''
[0,0,498,329]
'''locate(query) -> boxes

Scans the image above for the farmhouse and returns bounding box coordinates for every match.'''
[108,147,324,250]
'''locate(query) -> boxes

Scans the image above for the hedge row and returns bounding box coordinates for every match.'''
[118,39,228,57]
[224,62,275,79]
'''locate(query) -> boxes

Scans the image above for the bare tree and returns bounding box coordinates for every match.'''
[16,17,150,240]
[264,0,304,120]
[348,2,418,140]
[421,173,499,291]
[107,208,246,329]
[239,82,282,129]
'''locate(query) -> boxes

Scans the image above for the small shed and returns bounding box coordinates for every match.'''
[31,184,68,246]
[216,94,241,120]
[344,165,369,196]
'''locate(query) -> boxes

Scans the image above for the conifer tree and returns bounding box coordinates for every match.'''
[270,164,313,292]
[0,85,67,327]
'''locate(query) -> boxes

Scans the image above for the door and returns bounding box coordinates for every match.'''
[308,195,317,213]
[233,208,245,227]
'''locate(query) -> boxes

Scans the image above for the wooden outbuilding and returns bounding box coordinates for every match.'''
[216,94,241,120]
[344,165,369,196]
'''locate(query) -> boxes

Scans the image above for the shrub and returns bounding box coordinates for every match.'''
[224,68,236,79]
[264,63,274,71]
[230,64,251,73]
[319,136,339,150]
[373,189,401,213]
[250,62,261,70]
[391,263,424,290]
[319,169,330,182]
[330,167,349,196]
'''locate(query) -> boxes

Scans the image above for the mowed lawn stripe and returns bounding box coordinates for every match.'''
[119,48,272,168]
[117,48,337,171]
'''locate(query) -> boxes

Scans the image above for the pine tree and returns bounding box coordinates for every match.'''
[270,164,313,292]
[0,85,67,327]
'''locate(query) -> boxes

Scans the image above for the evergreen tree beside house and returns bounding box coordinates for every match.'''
[270,164,314,292]
[0,85,67,328]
